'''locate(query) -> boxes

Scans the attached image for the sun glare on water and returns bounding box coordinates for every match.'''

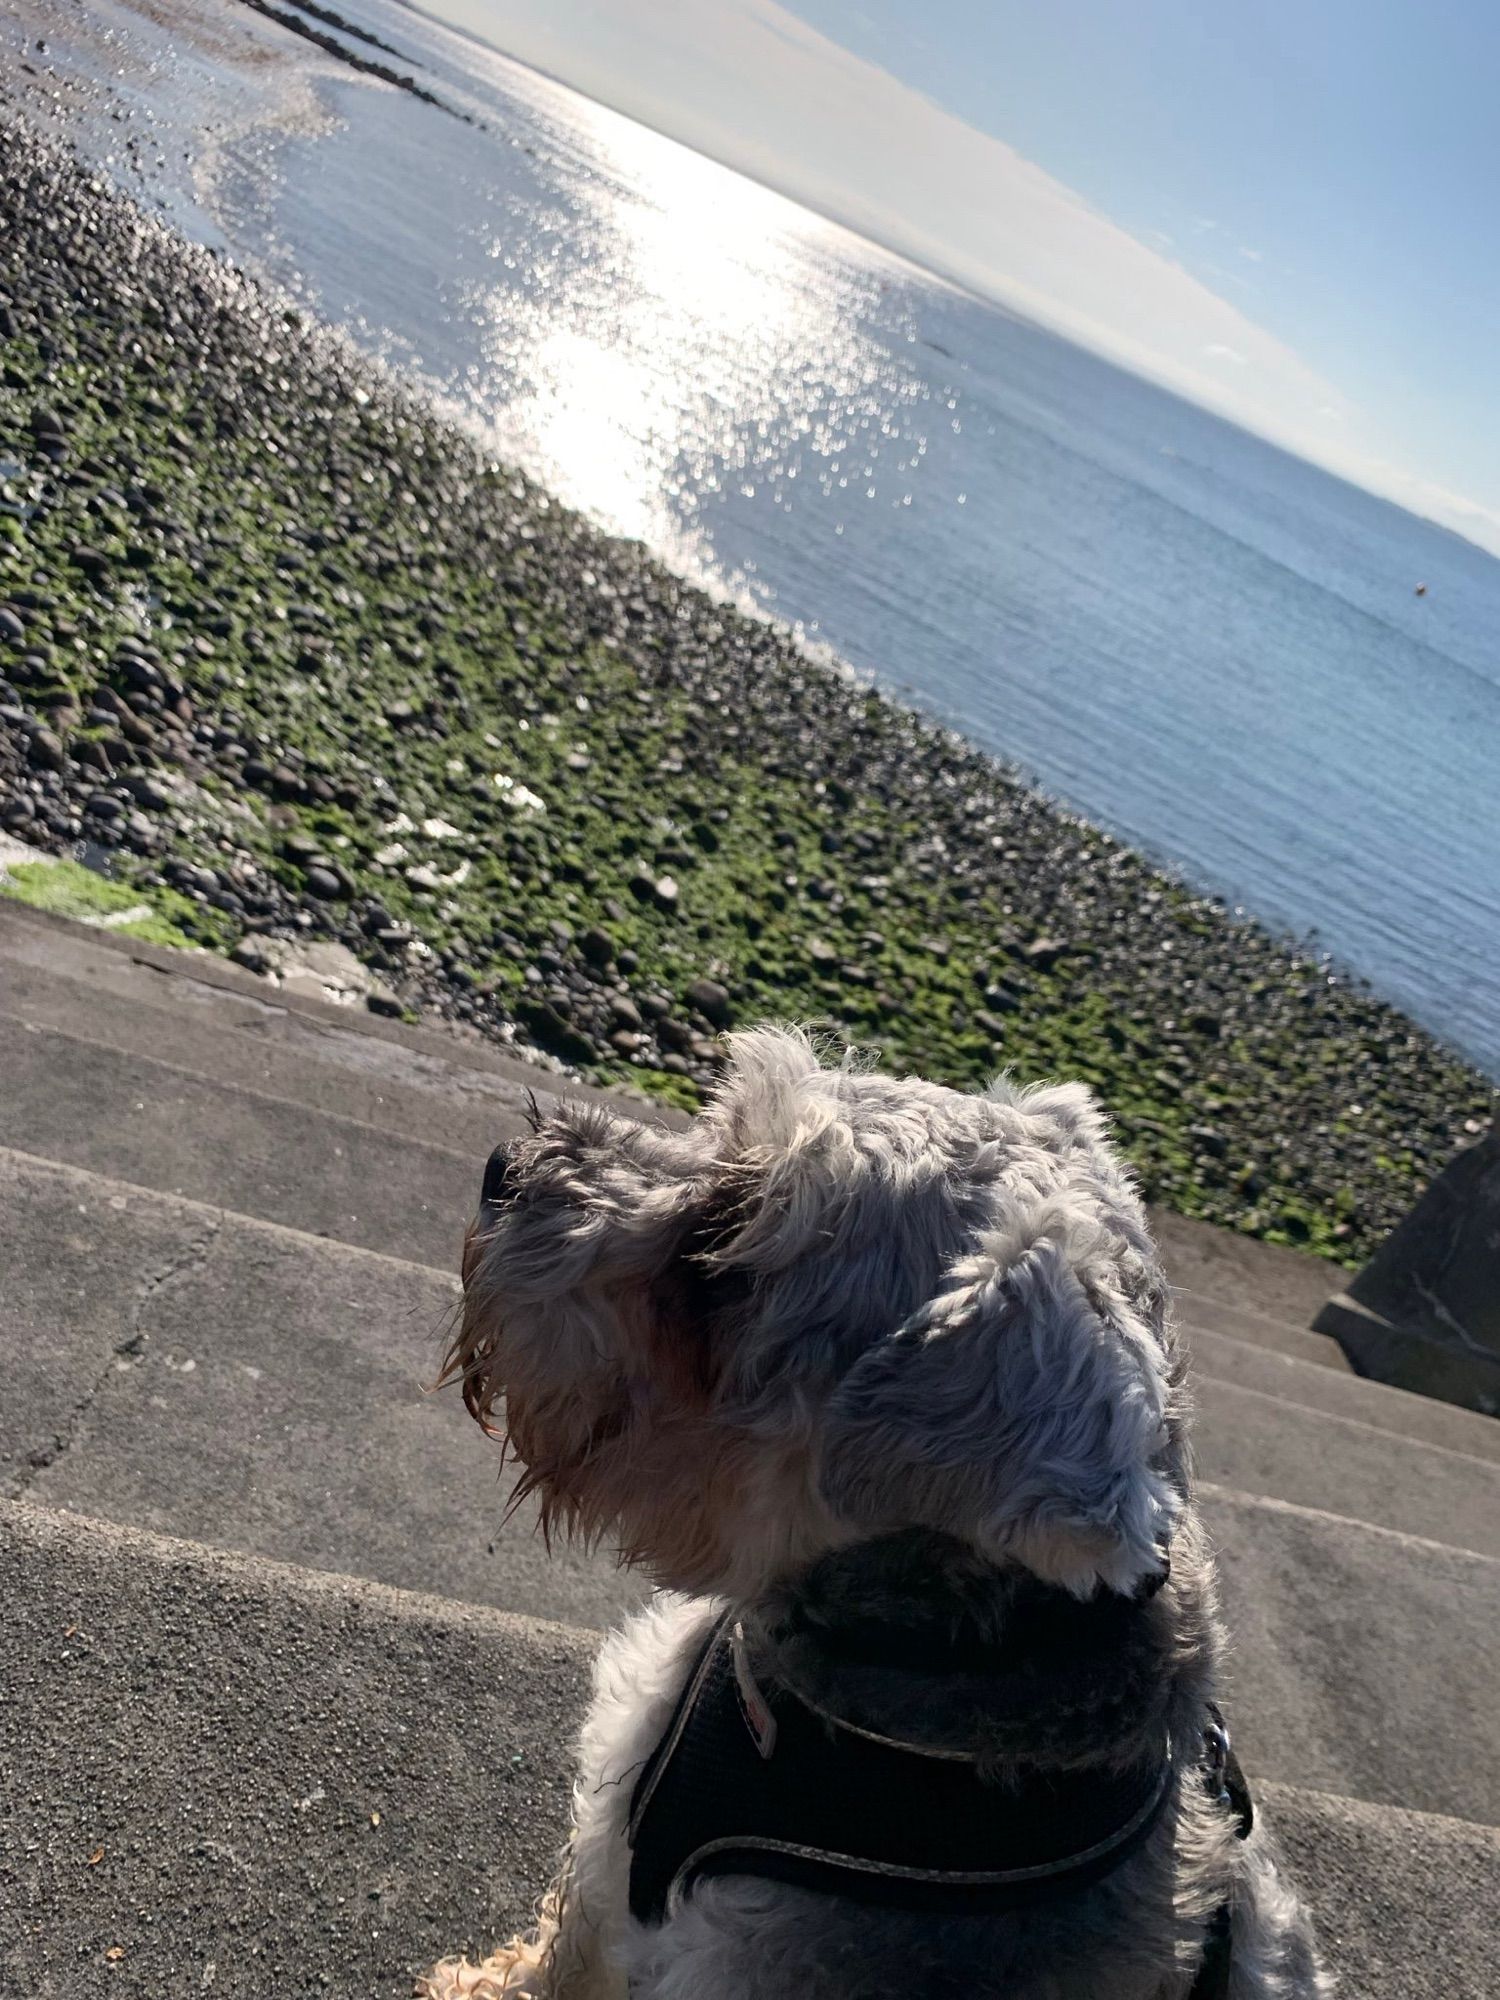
[466,92,913,568]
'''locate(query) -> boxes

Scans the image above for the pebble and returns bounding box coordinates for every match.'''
[1023,937,1068,969]
[685,977,732,1026]
[25,727,64,771]
[304,865,347,901]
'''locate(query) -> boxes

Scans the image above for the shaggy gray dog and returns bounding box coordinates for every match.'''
[421,1027,1330,1999]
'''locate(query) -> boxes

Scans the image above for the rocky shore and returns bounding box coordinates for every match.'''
[0,118,1491,1262]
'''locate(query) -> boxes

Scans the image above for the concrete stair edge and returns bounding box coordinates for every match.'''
[0,919,675,1159]
[1183,1318,1500,1467]
[0,965,549,1169]
[1,1492,587,1646]
[1197,1478,1500,1566]
[1175,1288,1350,1372]
[0,1139,460,1283]
[1191,1377,1500,1561]
[1196,1372,1500,1485]
[0,1011,479,1269]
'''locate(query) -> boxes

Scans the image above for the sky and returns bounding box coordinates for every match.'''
[420,0,1500,555]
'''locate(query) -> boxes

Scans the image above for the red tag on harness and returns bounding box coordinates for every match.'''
[731,1620,778,1760]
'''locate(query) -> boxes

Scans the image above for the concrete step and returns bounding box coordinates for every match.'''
[1204,1486,1499,1827]
[1,1499,589,2000]
[0,915,641,1165]
[0,1147,620,1634]
[0,893,643,1122]
[1176,1289,1351,1371]
[4,1500,1494,2000]
[1192,1375,1500,1557]
[1148,1206,1344,1329]
[1185,1321,1500,1467]
[0,1011,478,1271]
[1258,1780,1499,2000]
[6,1149,1498,1825]
[0,954,538,1169]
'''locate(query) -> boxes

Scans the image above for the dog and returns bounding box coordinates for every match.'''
[420,1026,1330,1999]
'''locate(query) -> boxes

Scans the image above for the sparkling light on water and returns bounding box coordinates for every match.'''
[458,84,932,591]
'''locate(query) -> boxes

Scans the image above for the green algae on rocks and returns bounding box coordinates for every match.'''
[0,856,196,948]
[0,119,1492,1261]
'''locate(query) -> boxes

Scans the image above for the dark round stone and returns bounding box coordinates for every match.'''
[71,546,111,584]
[684,977,732,1026]
[304,864,347,901]
[121,773,171,812]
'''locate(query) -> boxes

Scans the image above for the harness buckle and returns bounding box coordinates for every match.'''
[1203,1713,1233,1809]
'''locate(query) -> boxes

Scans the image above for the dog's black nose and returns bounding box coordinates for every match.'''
[480,1140,517,1210]
[1133,1552,1172,1602]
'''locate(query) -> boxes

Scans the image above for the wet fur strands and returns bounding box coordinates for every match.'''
[420,1028,1331,2000]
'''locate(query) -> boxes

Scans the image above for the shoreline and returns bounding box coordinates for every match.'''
[0,115,1492,1264]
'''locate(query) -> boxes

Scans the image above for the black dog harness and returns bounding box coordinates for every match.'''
[628,1614,1253,1994]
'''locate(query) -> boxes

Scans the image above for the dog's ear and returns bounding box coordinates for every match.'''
[446,1107,719,1540]
[816,1197,1182,1597]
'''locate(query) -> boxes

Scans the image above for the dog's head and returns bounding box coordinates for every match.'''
[449,1027,1186,1600]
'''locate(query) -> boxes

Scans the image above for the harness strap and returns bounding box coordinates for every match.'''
[628,1617,1257,1999]
[1186,1708,1255,2000]
[628,1614,1176,1926]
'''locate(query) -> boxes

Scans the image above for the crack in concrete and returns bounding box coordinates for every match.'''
[11,1211,223,1496]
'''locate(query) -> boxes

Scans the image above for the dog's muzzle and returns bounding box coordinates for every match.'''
[480,1140,517,1211]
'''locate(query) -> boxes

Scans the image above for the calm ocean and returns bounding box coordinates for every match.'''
[17,0,1500,1072]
